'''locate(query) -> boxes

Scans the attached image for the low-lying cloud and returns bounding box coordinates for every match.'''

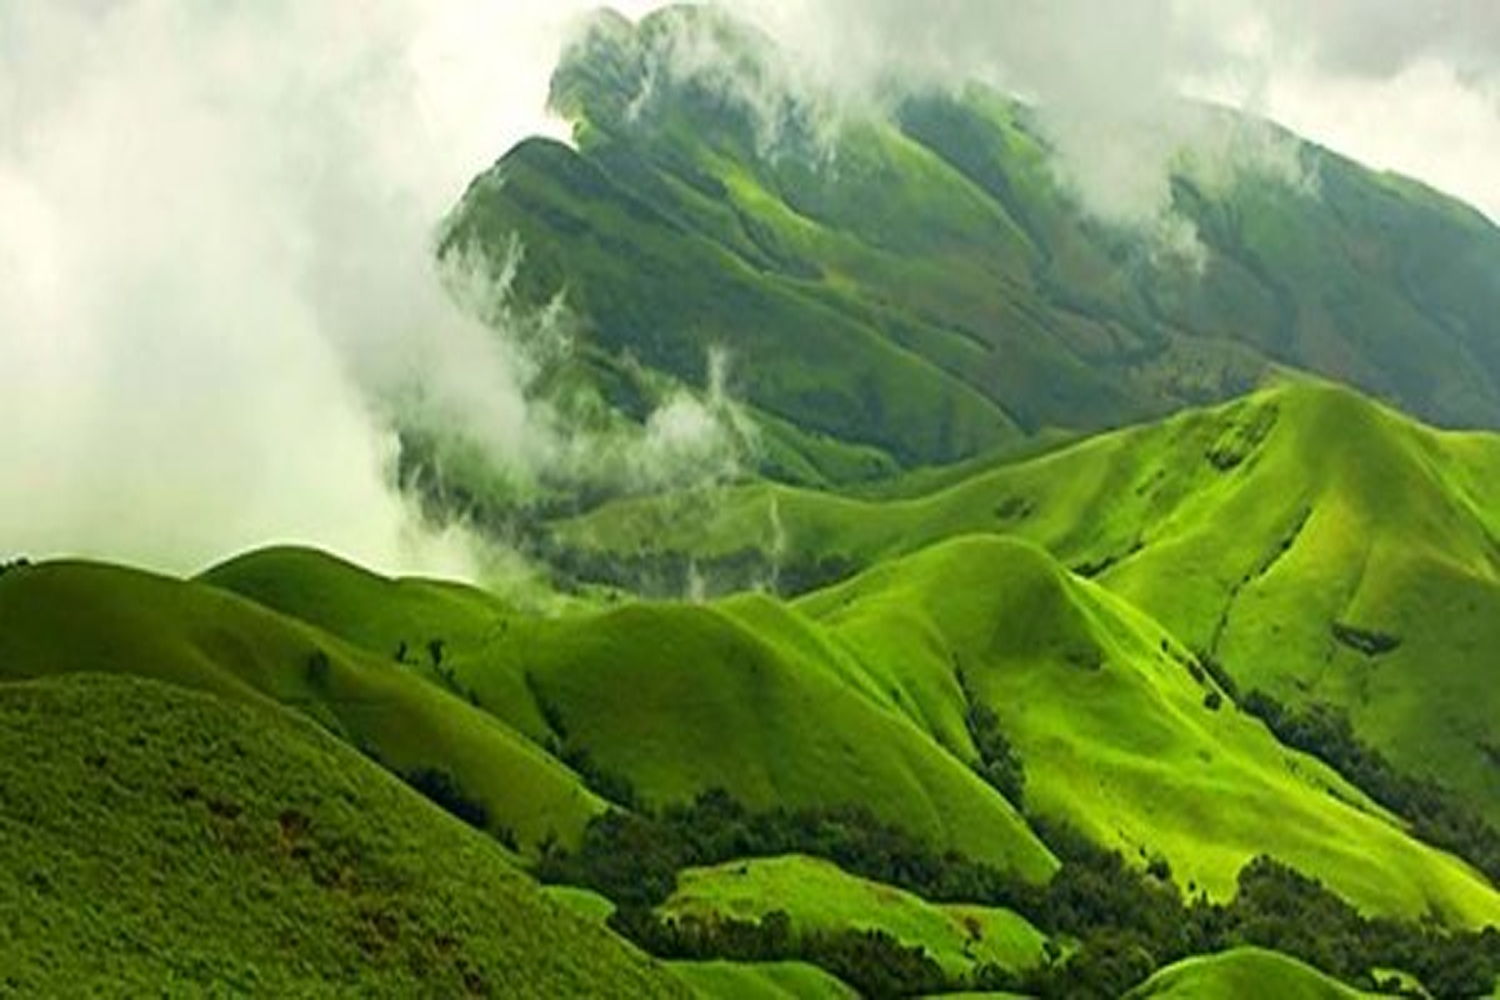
[0,0,703,579]
[3,0,1496,581]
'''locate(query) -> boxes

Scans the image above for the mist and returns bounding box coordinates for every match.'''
[725,0,1500,222]
[2,0,1496,580]
[0,1,661,578]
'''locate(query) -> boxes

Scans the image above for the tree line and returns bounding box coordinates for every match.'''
[536,788,1500,998]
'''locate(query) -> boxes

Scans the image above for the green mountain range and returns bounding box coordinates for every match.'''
[441,4,1500,490]
[9,4,1500,997]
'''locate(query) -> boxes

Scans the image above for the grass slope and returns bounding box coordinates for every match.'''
[0,560,603,853]
[0,673,682,997]
[559,379,1500,827]
[795,535,1500,925]
[218,530,1500,926]
[1126,948,1374,999]
[451,599,1056,879]
[202,546,1056,880]
[668,960,855,999]
[661,855,1050,977]
[200,520,1500,926]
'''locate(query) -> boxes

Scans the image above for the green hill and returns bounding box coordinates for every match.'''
[400,597,1055,879]
[436,4,1500,491]
[0,673,682,997]
[796,535,1500,926]
[1126,948,1375,999]
[194,531,1500,926]
[668,960,855,999]
[556,379,1500,829]
[660,855,1050,978]
[201,546,1055,880]
[0,559,603,854]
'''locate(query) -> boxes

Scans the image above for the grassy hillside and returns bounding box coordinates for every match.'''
[201,546,1054,878]
[0,673,682,997]
[1126,948,1375,999]
[660,855,1050,978]
[557,379,1500,828]
[796,535,1500,926]
[668,960,855,999]
[196,531,1500,925]
[0,559,603,853]
[437,598,1055,878]
[436,4,1500,491]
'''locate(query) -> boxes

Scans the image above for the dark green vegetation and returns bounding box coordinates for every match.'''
[537,788,1500,997]
[440,4,1500,493]
[0,673,682,996]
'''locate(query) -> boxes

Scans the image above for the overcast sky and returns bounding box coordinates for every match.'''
[0,1,1496,576]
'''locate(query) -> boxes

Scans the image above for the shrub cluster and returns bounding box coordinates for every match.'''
[538,789,1500,999]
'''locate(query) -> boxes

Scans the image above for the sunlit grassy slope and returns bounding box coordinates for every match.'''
[1126,948,1375,999]
[0,560,603,853]
[0,673,682,997]
[205,548,1055,880]
[557,379,1500,827]
[668,960,855,999]
[449,598,1055,879]
[797,535,1500,926]
[199,534,1500,927]
[440,4,1500,485]
[661,855,1050,977]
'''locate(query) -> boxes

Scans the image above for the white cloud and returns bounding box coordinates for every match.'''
[0,0,1494,580]
[0,0,671,578]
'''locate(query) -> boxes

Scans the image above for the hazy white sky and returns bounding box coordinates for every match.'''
[0,1,1495,576]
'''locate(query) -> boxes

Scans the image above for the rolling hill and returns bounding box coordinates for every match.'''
[191,537,1500,927]
[6,523,1499,993]
[1126,948,1375,999]
[660,854,1051,978]
[0,559,604,854]
[555,378,1500,832]
[205,547,1055,880]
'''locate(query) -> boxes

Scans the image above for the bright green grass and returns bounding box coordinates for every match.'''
[1125,947,1375,999]
[198,547,1057,881]
[795,535,1500,927]
[194,519,1500,926]
[202,544,518,658]
[452,599,1057,880]
[0,673,683,997]
[559,379,1500,827]
[668,960,855,999]
[661,855,1049,977]
[0,560,603,853]
[543,885,619,928]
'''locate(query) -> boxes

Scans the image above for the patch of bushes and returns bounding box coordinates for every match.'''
[1330,621,1401,656]
[402,767,496,838]
[956,668,1026,806]
[1193,649,1240,701]
[537,788,1500,999]
[612,907,947,998]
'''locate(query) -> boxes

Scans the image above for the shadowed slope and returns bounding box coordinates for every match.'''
[0,674,683,997]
